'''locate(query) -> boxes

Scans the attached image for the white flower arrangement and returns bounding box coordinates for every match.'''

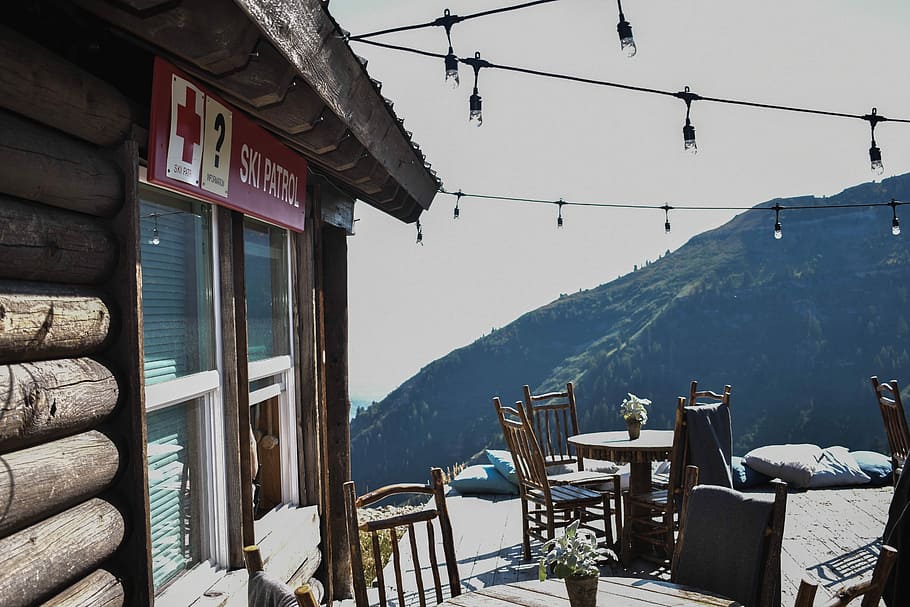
[619,393,651,425]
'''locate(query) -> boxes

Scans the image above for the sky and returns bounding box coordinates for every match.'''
[328,1,910,401]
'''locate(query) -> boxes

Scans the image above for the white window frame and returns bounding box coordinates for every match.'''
[140,174,230,597]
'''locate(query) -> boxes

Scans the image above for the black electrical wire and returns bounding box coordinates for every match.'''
[349,0,563,41]
[349,38,910,125]
[439,189,907,213]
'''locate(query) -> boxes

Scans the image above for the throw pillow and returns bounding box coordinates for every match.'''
[743,444,823,489]
[851,450,893,485]
[450,464,518,495]
[808,446,871,488]
[731,455,772,490]
[485,449,519,485]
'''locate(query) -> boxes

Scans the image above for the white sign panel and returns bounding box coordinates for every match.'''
[201,97,232,198]
[166,74,204,186]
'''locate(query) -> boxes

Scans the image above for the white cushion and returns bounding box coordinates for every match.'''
[808,446,871,488]
[586,459,619,474]
[743,444,823,489]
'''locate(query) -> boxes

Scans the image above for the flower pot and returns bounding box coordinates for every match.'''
[564,575,599,607]
[626,420,641,440]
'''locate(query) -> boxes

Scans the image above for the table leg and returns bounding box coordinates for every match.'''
[627,462,652,562]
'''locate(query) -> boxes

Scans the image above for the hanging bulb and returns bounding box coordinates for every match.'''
[616,0,636,57]
[870,144,884,175]
[469,91,482,126]
[453,203,460,219]
[444,48,459,89]
[683,118,697,154]
[773,204,783,240]
[416,220,423,245]
[890,199,901,236]
[557,200,565,228]
[150,225,160,246]
[662,204,672,233]
[453,190,463,219]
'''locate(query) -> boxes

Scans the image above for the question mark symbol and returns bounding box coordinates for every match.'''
[213,113,226,168]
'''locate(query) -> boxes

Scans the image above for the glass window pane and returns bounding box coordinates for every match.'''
[244,219,289,361]
[140,187,215,384]
[147,399,205,591]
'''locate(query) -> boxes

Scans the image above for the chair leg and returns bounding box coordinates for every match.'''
[612,477,623,554]
[621,496,632,566]
[521,495,531,561]
[663,507,674,560]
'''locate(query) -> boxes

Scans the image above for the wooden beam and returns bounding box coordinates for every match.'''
[0,26,133,147]
[0,358,118,453]
[0,283,111,364]
[233,0,439,210]
[38,569,124,607]
[0,431,119,536]
[321,224,352,599]
[0,110,123,217]
[0,498,125,607]
[0,196,117,285]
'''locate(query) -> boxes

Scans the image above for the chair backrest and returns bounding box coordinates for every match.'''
[671,468,787,607]
[343,468,460,607]
[669,382,732,486]
[522,383,580,470]
[794,545,897,607]
[493,397,551,496]
[870,376,910,474]
[681,380,734,489]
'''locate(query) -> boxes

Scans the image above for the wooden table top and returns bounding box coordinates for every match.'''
[569,430,674,464]
[443,578,741,606]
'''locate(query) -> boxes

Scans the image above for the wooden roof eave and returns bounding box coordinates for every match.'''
[73,0,438,223]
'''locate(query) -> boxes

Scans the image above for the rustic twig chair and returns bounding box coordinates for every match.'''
[622,381,733,562]
[522,382,623,499]
[793,545,897,607]
[671,465,788,607]
[494,397,619,560]
[343,468,460,607]
[870,376,910,484]
[244,545,319,607]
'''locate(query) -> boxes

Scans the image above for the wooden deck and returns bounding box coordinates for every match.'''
[366,484,894,606]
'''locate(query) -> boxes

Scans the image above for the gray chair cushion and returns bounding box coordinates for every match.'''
[675,485,776,606]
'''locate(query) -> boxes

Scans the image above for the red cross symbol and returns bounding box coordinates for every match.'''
[175,87,202,163]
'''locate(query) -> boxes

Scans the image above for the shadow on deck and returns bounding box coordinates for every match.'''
[440,484,894,606]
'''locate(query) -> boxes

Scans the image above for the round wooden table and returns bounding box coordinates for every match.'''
[440,578,741,606]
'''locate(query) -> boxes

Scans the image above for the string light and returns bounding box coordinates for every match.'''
[772,203,783,240]
[150,214,161,246]
[890,199,901,235]
[661,204,672,233]
[464,52,490,126]
[676,86,699,154]
[616,0,636,58]
[557,199,565,227]
[416,219,424,244]
[439,9,460,88]
[453,189,464,219]
[866,107,885,175]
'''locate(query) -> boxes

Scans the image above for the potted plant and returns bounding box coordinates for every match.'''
[620,393,651,439]
[538,520,617,607]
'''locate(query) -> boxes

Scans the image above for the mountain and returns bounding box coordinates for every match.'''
[351,175,910,492]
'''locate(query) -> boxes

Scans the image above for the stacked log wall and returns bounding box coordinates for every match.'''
[0,24,146,606]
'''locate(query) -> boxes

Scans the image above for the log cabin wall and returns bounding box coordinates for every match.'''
[0,23,147,607]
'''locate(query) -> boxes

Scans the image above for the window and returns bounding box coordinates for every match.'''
[140,184,227,594]
[244,218,289,362]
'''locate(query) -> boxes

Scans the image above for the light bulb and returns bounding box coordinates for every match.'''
[617,19,636,57]
[469,92,482,126]
[454,205,460,219]
[774,221,782,240]
[150,226,160,246]
[665,220,671,234]
[893,216,901,236]
[683,122,697,154]
[444,51,459,89]
[870,144,884,175]
[557,216,564,228]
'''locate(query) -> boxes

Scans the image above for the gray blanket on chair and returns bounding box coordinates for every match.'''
[685,402,733,489]
[675,485,777,607]
[248,571,298,607]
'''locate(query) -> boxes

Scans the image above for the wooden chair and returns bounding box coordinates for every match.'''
[522,382,623,489]
[870,376,910,484]
[671,465,787,607]
[244,545,319,607]
[494,397,620,560]
[793,545,897,606]
[343,468,460,607]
